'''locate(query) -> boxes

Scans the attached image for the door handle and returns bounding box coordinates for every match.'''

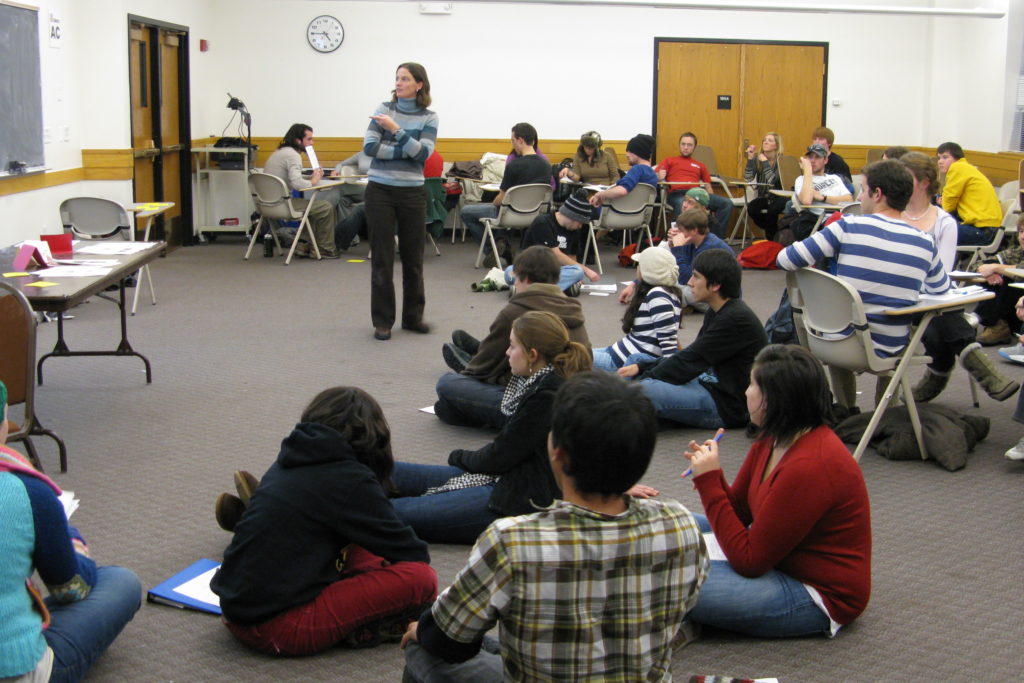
[133,148,160,159]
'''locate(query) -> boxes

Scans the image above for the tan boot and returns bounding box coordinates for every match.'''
[912,368,950,403]
[960,342,1021,401]
[977,319,1011,346]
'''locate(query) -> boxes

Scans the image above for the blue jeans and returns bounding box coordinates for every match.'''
[435,372,506,430]
[404,634,502,682]
[44,565,142,683]
[390,462,499,545]
[461,204,501,250]
[688,515,831,638]
[957,222,996,246]
[503,264,583,292]
[638,377,723,428]
[667,192,733,238]
[593,347,657,371]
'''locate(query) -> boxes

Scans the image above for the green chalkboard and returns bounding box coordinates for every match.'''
[0,2,44,174]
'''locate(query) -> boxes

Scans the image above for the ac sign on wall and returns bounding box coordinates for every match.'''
[49,13,62,49]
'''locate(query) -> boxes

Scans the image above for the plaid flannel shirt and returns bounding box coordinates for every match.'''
[431,497,708,682]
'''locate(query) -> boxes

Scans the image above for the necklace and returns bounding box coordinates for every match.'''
[902,205,933,221]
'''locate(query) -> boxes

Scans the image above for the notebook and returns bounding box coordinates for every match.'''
[147,558,222,614]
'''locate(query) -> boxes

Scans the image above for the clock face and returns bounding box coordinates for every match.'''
[307,15,344,53]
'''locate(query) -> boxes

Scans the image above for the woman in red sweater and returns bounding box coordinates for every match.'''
[684,344,871,637]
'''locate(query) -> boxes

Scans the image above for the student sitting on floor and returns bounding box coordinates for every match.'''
[436,247,592,430]
[400,371,707,682]
[210,387,436,655]
[592,246,682,371]
[683,344,871,638]
[0,380,142,682]
[390,311,590,544]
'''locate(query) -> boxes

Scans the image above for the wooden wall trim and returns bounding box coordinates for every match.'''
[0,149,133,196]
[1,141,1019,199]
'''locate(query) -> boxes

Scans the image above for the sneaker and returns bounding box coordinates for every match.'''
[977,319,1011,346]
[442,342,471,373]
[998,342,1024,361]
[294,242,311,258]
[215,493,245,532]
[1005,436,1024,461]
[565,281,582,297]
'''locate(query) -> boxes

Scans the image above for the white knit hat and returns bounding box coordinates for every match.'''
[631,246,679,287]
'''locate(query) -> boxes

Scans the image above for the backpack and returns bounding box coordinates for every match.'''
[737,239,783,269]
[764,288,798,345]
[552,158,575,202]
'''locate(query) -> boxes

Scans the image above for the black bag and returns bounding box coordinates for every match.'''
[774,211,819,246]
[211,137,256,169]
[552,158,575,202]
[764,288,798,345]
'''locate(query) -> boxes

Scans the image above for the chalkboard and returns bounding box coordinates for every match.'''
[0,2,44,174]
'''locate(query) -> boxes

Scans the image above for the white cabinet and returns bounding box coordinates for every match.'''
[192,146,253,238]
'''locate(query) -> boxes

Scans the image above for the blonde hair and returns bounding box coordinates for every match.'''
[512,311,591,378]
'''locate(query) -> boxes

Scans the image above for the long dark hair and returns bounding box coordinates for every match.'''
[301,387,395,490]
[391,62,431,108]
[749,345,832,445]
[279,123,311,151]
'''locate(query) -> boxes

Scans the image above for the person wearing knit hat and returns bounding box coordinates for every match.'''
[504,189,599,295]
[558,131,620,186]
[655,131,734,238]
[589,134,659,209]
[684,187,710,209]
[591,246,683,371]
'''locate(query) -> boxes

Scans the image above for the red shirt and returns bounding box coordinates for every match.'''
[423,150,443,178]
[657,155,710,191]
[693,425,871,625]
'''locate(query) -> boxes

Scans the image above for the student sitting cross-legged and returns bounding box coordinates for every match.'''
[401,371,708,682]
[0,380,142,682]
[683,344,872,638]
[391,311,590,545]
[592,246,682,371]
[210,387,437,655]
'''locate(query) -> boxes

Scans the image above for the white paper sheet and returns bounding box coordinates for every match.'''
[59,491,79,520]
[304,145,321,170]
[174,567,221,608]
[34,266,113,277]
[77,242,155,255]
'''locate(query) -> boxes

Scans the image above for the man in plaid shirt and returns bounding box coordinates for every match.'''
[401,372,708,682]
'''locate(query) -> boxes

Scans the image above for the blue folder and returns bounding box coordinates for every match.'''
[147,558,222,615]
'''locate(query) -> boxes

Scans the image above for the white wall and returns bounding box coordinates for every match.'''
[1,0,1014,248]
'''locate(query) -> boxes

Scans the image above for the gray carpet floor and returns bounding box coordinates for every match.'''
[10,234,1023,682]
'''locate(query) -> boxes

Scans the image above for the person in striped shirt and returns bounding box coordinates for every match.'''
[400,372,707,683]
[777,160,1018,405]
[593,246,682,371]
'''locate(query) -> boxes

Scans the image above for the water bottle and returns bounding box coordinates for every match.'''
[263,233,274,258]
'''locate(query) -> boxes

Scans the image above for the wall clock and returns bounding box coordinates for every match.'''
[307,15,344,53]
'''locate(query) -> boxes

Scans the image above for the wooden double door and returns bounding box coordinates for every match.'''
[655,40,827,178]
[129,16,191,248]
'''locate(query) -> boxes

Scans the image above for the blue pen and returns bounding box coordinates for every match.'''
[682,430,724,478]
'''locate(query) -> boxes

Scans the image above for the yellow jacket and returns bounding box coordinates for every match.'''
[941,158,1001,228]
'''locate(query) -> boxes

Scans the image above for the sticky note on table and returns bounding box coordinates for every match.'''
[24,281,59,288]
[3,272,30,278]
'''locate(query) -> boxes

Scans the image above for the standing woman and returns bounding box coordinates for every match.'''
[743,132,786,240]
[683,345,871,638]
[363,63,438,341]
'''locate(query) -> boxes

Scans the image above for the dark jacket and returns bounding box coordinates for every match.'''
[211,423,429,625]
[448,372,562,516]
[462,283,591,385]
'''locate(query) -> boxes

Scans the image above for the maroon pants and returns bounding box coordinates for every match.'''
[224,546,436,656]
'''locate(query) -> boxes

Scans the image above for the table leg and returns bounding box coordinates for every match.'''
[36,280,153,385]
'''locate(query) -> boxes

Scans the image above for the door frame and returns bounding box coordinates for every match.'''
[651,37,830,144]
[127,14,193,245]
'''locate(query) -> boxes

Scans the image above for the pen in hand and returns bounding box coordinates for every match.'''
[682,429,724,478]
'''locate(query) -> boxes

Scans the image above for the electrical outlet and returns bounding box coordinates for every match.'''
[44,128,52,143]
[62,126,70,141]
